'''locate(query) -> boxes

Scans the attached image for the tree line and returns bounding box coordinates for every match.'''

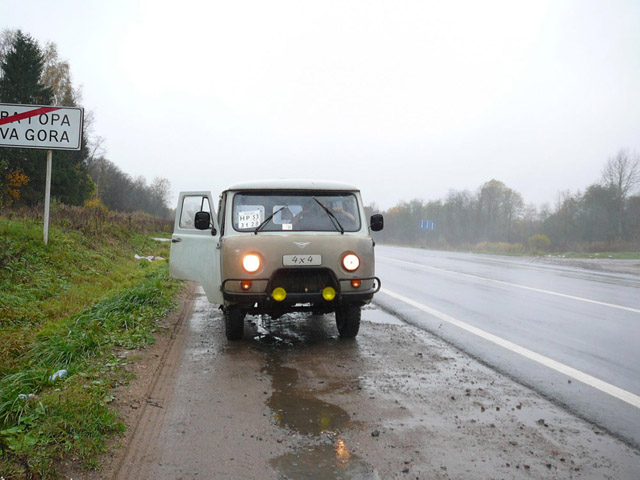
[372,150,640,252]
[0,30,171,218]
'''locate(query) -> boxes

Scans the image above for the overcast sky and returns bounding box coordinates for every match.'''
[3,0,639,210]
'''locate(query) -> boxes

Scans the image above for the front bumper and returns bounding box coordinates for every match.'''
[221,275,381,307]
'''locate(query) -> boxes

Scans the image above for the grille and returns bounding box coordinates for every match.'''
[270,268,337,294]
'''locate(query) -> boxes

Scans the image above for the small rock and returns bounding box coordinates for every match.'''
[371,430,380,437]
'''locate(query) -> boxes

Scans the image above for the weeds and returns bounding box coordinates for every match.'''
[0,207,180,478]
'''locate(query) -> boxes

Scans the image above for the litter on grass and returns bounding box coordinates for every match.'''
[134,254,165,262]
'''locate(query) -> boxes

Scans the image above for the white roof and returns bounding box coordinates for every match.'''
[226,179,360,192]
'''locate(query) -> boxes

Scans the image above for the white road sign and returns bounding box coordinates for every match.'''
[0,103,84,151]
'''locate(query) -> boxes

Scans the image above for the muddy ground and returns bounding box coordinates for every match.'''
[67,283,639,479]
[530,256,640,276]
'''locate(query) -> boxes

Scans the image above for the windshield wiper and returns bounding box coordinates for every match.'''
[312,197,344,234]
[254,205,288,235]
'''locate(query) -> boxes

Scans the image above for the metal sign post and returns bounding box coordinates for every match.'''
[0,103,83,244]
[43,150,52,244]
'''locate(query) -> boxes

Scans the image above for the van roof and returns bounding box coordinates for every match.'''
[226,179,360,192]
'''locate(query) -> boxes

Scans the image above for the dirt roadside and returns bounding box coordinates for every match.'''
[64,283,639,479]
[530,256,640,276]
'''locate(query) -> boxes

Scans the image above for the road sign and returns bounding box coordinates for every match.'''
[1,103,85,245]
[0,103,83,150]
[420,220,435,231]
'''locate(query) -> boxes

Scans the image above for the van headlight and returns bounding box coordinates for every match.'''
[342,253,360,272]
[242,253,261,273]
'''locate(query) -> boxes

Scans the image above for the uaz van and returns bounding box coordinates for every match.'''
[169,180,383,340]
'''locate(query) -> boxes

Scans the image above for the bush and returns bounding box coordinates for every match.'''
[473,242,526,255]
[528,234,551,253]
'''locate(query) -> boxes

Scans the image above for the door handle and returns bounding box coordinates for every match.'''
[171,238,182,243]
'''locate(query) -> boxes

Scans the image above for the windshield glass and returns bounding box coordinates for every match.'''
[232,192,361,232]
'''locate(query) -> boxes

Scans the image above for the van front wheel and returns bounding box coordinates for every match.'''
[224,306,245,340]
[335,304,361,338]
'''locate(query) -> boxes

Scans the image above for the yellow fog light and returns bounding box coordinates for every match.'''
[322,287,336,301]
[272,287,287,302]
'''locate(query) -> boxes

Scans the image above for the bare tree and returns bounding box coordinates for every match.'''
[602,149,640,197]
[0,29,18,71]
[602,149,640,238]
[41,41,77,106]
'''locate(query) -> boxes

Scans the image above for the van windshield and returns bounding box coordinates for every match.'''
[232,192,361,233]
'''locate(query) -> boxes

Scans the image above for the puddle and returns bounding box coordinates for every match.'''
[270,442,380,480]
[265,363,351,435]
[260,335,379,479]
[269,392,351,435]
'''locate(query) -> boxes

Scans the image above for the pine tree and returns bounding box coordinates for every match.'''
[0,30,53,104]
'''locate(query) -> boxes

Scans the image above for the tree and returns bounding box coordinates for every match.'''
[477,179,523,242]
[42,42,78,106]
[0,28,17,64]
[0,30,93,206]
[601,149,640,238]
[443,189,475,245]
[149,177,172,218]
[0,30,52,104]
[542,190,581,248]
[579,184,618,242]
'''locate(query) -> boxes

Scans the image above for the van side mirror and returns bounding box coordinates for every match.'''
[370,214,384,232]
[194,211,211,230]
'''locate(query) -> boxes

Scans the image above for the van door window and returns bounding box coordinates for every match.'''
[180,196,211,229]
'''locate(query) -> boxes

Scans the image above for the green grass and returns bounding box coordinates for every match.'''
[0,208,181,479]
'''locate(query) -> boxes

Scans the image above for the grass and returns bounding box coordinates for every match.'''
[0,205,181,479]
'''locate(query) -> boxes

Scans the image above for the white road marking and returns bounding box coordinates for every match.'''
[381,287,640,409]
[379,256,640,314]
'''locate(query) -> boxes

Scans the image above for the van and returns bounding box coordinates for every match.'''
[169,180,383,340]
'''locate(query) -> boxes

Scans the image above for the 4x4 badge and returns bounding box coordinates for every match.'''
[294,242,310,248]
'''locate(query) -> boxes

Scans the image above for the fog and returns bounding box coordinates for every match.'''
[3,0,640,209]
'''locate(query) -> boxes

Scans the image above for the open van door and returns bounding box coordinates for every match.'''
[170,191,223,304]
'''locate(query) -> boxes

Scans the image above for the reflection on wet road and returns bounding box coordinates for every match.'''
[246,314,379,479]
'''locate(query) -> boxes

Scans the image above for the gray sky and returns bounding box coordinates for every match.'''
[2,0,639,210]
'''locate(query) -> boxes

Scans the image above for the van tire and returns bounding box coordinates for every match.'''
[335,304,360,338]
[224,306,245,340]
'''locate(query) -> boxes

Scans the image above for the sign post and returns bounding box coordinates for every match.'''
[0,103,84,244]
[43,150,53,244]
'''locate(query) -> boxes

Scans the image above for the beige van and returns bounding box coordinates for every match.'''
[169,180,383,340]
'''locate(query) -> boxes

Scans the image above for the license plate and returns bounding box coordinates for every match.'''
[283,254,321,266]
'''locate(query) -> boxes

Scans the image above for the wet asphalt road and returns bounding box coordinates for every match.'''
[113,285,640,479]
[374,245,640,448]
